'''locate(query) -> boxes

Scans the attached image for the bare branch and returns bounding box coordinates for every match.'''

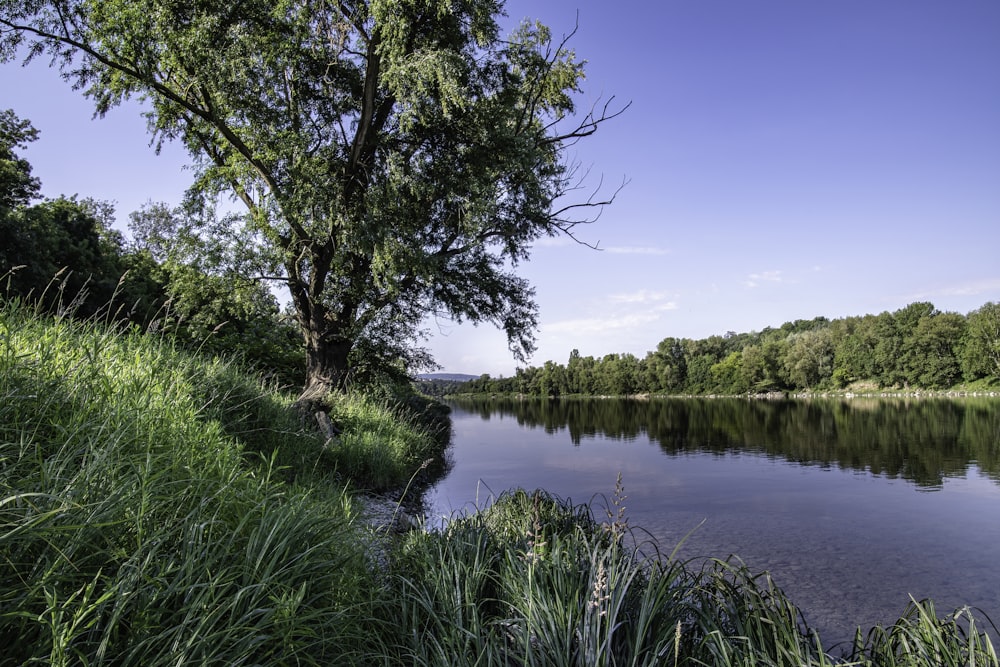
[552,174,629,223]
[542,96,631,146]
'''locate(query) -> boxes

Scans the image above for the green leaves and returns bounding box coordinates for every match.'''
[506,19,585,119]
[0,108,40,211]
[2,0,623,391]
[466,300,1000,398]
[961,302,1000,381]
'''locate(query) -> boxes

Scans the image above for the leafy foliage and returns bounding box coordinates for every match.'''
[961,302,1000,381]
[1,0,624,393]
[457,304,1000,397]
[1,195,124,315]
[1,110,123,313]
[0,121,306,385]
[0,107,39,211]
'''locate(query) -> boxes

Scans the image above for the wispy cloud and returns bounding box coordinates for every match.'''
[745,270,783,288]
[604,245,670,256]
[609,289,674,305]
[544,311,665,335]
[907,278,1000,300]
[532,236,577,249]
[543,290,679,338]
[946,279,1000,297]
[531,238,669,255]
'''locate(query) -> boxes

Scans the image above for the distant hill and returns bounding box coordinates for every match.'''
[416,373,478,382]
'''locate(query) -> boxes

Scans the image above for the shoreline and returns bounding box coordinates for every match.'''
[444,389,1000,401]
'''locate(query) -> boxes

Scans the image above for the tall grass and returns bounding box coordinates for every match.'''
[852,600,998,666]
[0,298,383,665]
[324,393,441,492]
[381,489,997,666]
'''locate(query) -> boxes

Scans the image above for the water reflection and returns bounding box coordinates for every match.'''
[429,396,1000,645]
[449,396,1000,489]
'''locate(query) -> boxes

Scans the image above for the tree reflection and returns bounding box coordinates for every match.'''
[447,397,1000,489]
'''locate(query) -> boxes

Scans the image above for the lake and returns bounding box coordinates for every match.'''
[423,396,1000,647]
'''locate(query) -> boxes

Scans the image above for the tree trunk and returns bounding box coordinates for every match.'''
[297,333,353,409]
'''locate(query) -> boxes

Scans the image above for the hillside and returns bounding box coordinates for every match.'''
[418,372,479,382]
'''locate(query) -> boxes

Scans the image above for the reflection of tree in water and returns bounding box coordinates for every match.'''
[448,397,1000,489]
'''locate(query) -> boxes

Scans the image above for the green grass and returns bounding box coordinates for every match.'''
[1,297,996,666]
[0,298,415,665]
[324,392,442,492]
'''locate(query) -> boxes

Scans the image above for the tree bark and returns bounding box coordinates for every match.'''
[297,334,353,408]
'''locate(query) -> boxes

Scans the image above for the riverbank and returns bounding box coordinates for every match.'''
[2,301,996,665]
[446,385,1000,401]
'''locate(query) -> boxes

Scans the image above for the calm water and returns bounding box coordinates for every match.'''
[423,397,1000,646]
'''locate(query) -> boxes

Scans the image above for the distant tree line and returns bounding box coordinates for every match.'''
[0,109,304,386]
[449,301,1000,397]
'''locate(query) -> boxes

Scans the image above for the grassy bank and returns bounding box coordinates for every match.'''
[0,298,435,664]
[2,300,996,665]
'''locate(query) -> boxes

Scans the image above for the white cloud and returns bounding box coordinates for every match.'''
[532,239,669,255]
[927,279,1000,298]
[745,270,783,288]
[543,291,679,337]
[653,301,680,312]
[532,236,577,249]
[900,279,1000,311]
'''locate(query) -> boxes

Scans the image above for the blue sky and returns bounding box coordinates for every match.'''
[3,0,999,377]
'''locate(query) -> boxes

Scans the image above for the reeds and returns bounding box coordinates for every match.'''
[381,488,997,666]
[850,599,998,666]
[383,488,703,666]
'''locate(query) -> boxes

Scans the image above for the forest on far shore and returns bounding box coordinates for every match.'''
[427,300,1000,397]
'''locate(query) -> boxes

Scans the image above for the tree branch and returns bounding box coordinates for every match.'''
[1,16,304,237]
[541,97,631,147]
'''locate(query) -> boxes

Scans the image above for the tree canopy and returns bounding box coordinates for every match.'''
[449,303,1000,397]
[1,0,623,397]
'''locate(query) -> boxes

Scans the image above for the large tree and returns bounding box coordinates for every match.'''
[0,108,40,214]
[1,0,622,398]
